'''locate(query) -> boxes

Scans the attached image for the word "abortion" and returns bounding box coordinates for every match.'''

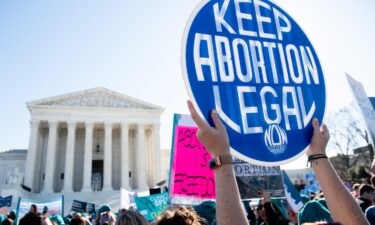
[192,0,320,134]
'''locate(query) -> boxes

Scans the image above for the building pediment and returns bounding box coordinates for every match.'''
[27,87,163,111]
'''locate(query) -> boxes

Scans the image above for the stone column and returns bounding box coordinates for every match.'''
[121,122,130,190]
[62,121,76,192]
[152,124,162,185]
[24,120,40,192]
[82,122,94,192]
[136,123,148,190]
[103,122,113,191]
[43,121,59,193]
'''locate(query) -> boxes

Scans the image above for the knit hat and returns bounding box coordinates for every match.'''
[0,214,5,223]
[98,204,111,215]
[193,201,216,225]
[365,206,375,225]
[298,200,333,225]
[317,198,328,210]
[50,214,65,225]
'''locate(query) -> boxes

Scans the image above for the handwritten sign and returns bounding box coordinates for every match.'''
[169,126,216,204]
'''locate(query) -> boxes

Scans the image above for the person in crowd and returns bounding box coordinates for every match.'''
[193,201,216,225]
[0,219,13,225]
[352,183,361,198]
[187,100,369,225]
[7,211,16,221]
[299,180,306,192]
[19,204,43,225]
[154,206,205,225]
[41,206,53,225]
[356,184,375,212]
[256,191,289,225]
[95,204,116,225]
[298,200,332,224]
[50,214,65,225]
[70,216,85,225]
[294,180,301,192]
[365,206,375,225]
[98,211,116,225]
[116,209,148,225]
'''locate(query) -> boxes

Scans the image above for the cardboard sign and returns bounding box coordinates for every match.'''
[234,158,284,198]
[135,193,169,221]
[182,0,326,165]
[71,200,95,214]
[169,125,216,204]
[346,74,375,146]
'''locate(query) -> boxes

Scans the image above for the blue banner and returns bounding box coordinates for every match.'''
[182,0,326,165]
[0,196,12,208]
[135,192,169,221]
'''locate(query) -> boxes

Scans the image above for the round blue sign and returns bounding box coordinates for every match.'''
[182,0,326,165]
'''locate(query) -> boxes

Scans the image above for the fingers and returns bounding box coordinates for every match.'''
[187,100,209,130]
[211,110,225,131]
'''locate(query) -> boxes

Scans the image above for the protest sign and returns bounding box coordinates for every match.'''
[0,196,12,208]
[282,171,303,212]
[71,200,87,213]
[169,114,215,205]
[120,188,137,209]
[182,0,326,165]
[346,74,375,146]
[234,158,284,199]
[135,192,169,221]
[70,199,95,214]
[16,196,63,222]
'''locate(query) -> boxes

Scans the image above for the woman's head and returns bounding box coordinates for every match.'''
[154,206,205,225]
[116,210,148,225]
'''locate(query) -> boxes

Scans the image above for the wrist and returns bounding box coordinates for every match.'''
[307,154,328,167]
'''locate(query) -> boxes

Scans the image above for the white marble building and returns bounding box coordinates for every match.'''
[23,87,164,194]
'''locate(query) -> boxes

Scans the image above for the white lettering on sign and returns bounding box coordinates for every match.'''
[192,0,319,136]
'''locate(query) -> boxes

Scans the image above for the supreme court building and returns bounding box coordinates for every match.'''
[24,87,164,194]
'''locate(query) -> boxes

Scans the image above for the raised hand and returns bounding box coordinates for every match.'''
[308,118,330,156]
[187,100,230,157]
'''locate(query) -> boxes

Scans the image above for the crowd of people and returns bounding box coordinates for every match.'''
[1,101,374,225]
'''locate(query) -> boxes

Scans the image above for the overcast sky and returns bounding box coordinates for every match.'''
[1,0,374,169]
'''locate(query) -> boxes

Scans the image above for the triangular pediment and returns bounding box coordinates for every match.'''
[27,87,163,110]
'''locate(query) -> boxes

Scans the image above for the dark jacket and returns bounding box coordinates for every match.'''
[19,213,42,225]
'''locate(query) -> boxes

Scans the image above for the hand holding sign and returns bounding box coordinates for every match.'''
[187,100,230,157]
[307,119,330,156]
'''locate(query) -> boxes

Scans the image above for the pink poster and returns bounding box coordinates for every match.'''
[170,126,216,201]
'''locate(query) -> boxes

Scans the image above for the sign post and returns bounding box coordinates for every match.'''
[182,0,326,165]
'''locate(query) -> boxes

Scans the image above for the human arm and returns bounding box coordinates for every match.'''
[187,100,249,225]
[308,119,369,225]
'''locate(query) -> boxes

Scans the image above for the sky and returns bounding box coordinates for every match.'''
[0,0,374,169]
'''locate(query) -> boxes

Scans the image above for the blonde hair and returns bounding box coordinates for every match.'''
[154,206,205,225]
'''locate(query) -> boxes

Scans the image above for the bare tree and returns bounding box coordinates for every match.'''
[326,106,371,180]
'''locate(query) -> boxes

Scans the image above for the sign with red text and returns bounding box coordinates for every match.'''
[169,115,216,205]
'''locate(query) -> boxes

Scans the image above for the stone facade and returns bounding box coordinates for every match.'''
[23,87,164,194]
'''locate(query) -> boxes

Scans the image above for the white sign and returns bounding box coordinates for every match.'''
[346,73,375,145]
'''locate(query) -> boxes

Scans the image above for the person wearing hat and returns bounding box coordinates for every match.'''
[50,214,65,225]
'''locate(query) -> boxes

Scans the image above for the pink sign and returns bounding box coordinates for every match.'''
[170,126,216,200]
